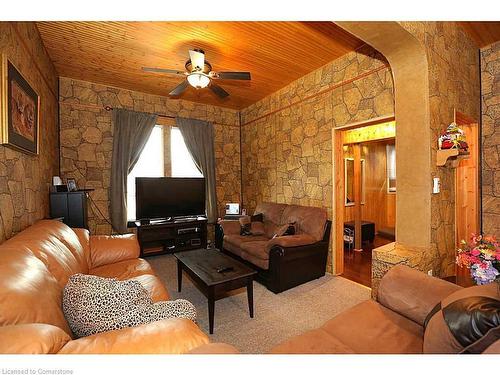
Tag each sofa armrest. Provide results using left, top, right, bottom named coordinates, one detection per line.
left=187, top=343, right=240, bottom=354
left=377, top=265, right=462, bottom=326
left=89, top=233, right=140, bottom=268
left=218, top=220, right=241, bottom=236
left=58, top=318, right=209, bottom=354
left=0, top=324, right=71, bottom=354
left=268, top=234, right=316, bottom=250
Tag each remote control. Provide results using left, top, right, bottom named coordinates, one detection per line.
left=216, top=266, right=234, bottom=273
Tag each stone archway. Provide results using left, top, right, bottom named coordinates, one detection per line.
left=334, top=22, right=434, bottom=293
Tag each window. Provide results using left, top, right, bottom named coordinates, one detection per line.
left=170, top=127, right=203, bottom=178
left=386, top=143, right=396, bottom=193
left=126, top=126, right=164, bottom=221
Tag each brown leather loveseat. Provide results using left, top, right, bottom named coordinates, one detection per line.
left=216, top=202, right=331, bottom=293
left=0, top=219, right=212, bottom=354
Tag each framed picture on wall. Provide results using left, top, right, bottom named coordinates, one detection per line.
left=0, top=53, right=40, bottom=155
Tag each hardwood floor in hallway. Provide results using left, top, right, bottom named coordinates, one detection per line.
left=341, top=235, right=393, bottom=287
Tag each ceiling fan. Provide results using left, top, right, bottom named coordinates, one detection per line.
left=142, top=49, right=251, bottom=99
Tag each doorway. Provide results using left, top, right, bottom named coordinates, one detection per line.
left=334, top=119, right=396, bottom=287
left=454, top=111, right=480, bottom=287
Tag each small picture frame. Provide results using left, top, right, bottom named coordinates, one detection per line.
left=66, top=178, right=78, bottom=192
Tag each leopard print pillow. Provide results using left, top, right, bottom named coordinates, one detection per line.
left=63, top=274, right=196, bottom=337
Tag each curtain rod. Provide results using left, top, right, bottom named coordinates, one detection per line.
left=59, top=101, right=239, bottom=127
left=104, top=105, right=176, bottom=120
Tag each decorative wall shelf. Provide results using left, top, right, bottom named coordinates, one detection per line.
left=436, top=148, right=470, bottom=167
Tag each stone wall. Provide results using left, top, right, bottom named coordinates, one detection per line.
left=59, top=77, right=241, bottom=235
left=0, top=22, right=59, bottom=243
left=240, top=45, right=395, bottom=269
left=481, top=41, right=500, bottom=238
left=398, top=22, right=481, bottom=277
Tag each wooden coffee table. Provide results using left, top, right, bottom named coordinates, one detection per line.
left=174, top=249, right=257, bottom=334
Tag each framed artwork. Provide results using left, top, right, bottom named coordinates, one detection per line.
left=1, top=53, right=40, bottom=154
left=66, top=178, right=78, bottom=192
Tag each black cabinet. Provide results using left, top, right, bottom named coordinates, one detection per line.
left=49, top=191, right=89, bottom=229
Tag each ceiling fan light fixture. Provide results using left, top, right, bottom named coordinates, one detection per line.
left=187, top=72, right=210, bottom=89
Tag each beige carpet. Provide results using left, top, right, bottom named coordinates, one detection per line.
left=148, top=254, right=370, bottom=353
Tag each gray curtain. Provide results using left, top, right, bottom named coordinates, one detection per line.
left=176, top=117, right=218, bottom=224
left=110, top=109, right=158, bottom=233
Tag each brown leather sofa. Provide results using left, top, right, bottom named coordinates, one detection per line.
left=216, top=202, right=331, bottom=293
left=271, top=265, right=500, bottom=354
left=0, top=219, right=211, bottom=354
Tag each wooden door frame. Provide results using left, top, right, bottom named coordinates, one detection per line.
left=454, top=110, right=480, bottom=243
left=332, top=115, right=395, bottom=275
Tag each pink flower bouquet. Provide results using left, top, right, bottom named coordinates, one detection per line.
left=456, top=234, right=500, bottom=285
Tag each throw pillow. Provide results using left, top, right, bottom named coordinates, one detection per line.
left=239, top=213, right=264, bottom=236
left=423, top=282, right=500, bottom=353
left=63, top=274, right=196, bottom=338
left=272, top=222, right=296, bottom=239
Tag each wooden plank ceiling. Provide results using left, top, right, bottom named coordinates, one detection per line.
left=36, top=22, right=364, bottom=110
left=459, top=22, right=500, bottom=48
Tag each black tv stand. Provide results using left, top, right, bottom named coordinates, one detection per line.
left=134, top=216, right=207, bottom=257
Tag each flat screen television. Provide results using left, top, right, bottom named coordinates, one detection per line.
left=135, top=177, right=206, bottom=220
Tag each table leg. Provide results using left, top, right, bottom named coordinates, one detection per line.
left=208, top=288, right=215, bottom=334
left=247, top=279, right=254, bottom=318
left=177, top=260, right=182, bottom=293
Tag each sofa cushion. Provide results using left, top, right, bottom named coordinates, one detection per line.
left=254, top=202, right=287, bottom=225
left=240, top=251, right=269, bottom=270
left=223, top=234, right=268, bottom=257
left=271, top=223, right=295, bottom=238
left=8, top=220, right=89, bottom=287
left=264, top=222, right=279, bottom=239
left=0, top=247, right=72, bottom=336
left=58, top=318, right=209, bottom=354
left=240, top=241, right=269, bottom=260
left=130, top=274, right=170, bottom=302
left=90, top=258, right=155, bottom=280
left=239, top=216, right=265, bottom=236
left=282, top=205, right=327, bottom=242
left=423, top=282, right=500, bottom=354
left=267, top=234, right=316, bottom=249
left=90, top=234, right=140, bottom=268
left=218, top=220, right=241, bottom=236
left=378, top=265, right=461, bottom=326
left=271, top=328, right=355, bottom=354
left=62, top=274, right=196, bottom=338
left=0, top=323, right=72, bottom=354
left=321, top=300, right=423, bottom=353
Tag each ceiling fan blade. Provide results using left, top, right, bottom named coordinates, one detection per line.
left=142, top=67, right=185, bottom=75
left=213, top=71, right=251, bottom=80
left=169, top=80, right=189, bottom=96
left=209, top=83, right=229, bottom=99
left=188, top=49, right=205, bottom=71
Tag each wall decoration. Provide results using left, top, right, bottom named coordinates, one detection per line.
left=0, top=53, right=40, bottom=154
left=438, top=122, right=468, bottom=151
left=66, top=178, right=78, bottom=192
